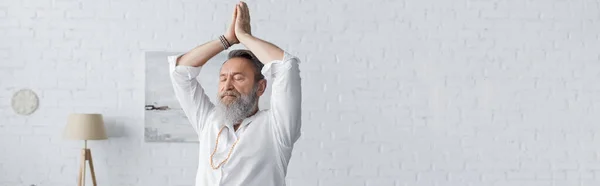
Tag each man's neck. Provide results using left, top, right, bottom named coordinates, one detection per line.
left=233, top=124, right=241, bottom=131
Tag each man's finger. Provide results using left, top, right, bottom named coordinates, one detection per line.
left=240, top=2, right=246, bottom=15
left=236, top=5, right=242, bottom=21
left=239, top=3, right=245, bottom=20
left=238, top=2, right=245, bottom=19
left=242, top=2, right=250, bottom=20
left=231, top=5, right=237, bottom=23
left=243, top=2, right=250, bottom=22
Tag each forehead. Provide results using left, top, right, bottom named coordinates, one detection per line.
left=220, top=58, right=254, bottom=75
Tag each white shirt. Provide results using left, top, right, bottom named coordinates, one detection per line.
left=168, top=51, right=302, bottom=186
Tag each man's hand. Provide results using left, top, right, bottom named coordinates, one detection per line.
left=235, top=1, right=252, bottom=38
left=176, top=2, right=251, bottom=67
left=233, top=1, right=283, bottom=64
left=224, top=4, right=239, bottom=45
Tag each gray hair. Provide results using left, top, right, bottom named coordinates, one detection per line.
left=225, top=49, right=265, bottom=82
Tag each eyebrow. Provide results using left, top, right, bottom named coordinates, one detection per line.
left=220, top=72, right=245, bottom=77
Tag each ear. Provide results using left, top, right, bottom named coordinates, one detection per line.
left=256, top=79, right=267, bottom=96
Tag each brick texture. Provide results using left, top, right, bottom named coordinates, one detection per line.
left=1, top=0, right=600, bottom=185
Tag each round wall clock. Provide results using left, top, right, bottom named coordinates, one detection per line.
left=11, top=89, right=39, bottom=115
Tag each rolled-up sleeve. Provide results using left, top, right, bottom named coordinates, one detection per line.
left=262, top=51, right=302, bottom=147
left=168, top=54, right=215, bottom=135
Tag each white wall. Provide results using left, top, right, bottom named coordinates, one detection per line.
left=1, top=0, right=600, bottom=185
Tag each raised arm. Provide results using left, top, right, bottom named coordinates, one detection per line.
left=176, top=40, right=228, bottom=67
left=237, top=34, right=283, bottom=65
left=235, top=2, right=302, bottom=146
left=178, top=5, right=240, bottom=67
left=168, top=5, right=240, bottom=134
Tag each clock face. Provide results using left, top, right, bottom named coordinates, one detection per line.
left=11, top=89, right=39, bottom=115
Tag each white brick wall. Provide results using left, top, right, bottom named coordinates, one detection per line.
left=1, top=0, right=599, bottom=185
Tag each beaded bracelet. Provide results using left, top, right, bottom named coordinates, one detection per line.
left=219, top=35, right=231, bottom=50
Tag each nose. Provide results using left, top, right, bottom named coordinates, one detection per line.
left=223, top=77, right=234, bottom=91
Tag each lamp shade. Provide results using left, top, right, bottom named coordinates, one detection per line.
left=64, top=113, right=107, bottom=140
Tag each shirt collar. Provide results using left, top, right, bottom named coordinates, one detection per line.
left=242, top=110, right=264, bottom=126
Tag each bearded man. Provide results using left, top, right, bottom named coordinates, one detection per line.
left=167, top=1, right=302, bottom=186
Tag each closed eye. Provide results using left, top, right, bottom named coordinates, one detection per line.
left=219, top=73, right=245, bottom=82
left=234, top=74, right=245, bottom=81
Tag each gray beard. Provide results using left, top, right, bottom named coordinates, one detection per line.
left=215, top=86, right=258, bottom=126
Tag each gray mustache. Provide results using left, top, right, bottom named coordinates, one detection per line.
left=220, top=91, right=240, bottom=98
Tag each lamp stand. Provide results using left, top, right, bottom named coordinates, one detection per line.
left=78, top=140, right=97, bottom=186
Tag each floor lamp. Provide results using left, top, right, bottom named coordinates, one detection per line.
left=64, top=113, right=107, bottom=186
